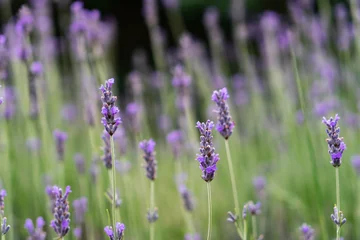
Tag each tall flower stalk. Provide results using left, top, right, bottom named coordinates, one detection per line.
left=139, top=139, right=158, bottom=240
left=196, top=120, right=219, bottom=240
left=322, top=114, right=346, bottom=240
left=211, top=88, right=242, bottom=238
left=100, top=78, right=122, bottom=233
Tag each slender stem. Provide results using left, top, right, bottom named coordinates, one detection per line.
left=336, top=167, right=340, bottom=240
left=224, top=140, right=243, bottom=237
left=110, top=136, right=117, bottom=229
left=206, top=182, right=212, bottom=240
left=243, top=218, right=247, bottom=240
left=252, top=216, right=257, bottom=240
left=150, top=181, right=155, bottom=240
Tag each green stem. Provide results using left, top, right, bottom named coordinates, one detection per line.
left=150, top=181, right=155, bottom=240
left=206, top=182, right=212, bottom=240
left=224, top=140, right=243, bottom=237
left=243, top=218, right=247, bottom=240
left=336, top=167, right=340, bottom=240
left=110, top=136, right=117, bottom=229
left=252, top=216, right=257, bottom=240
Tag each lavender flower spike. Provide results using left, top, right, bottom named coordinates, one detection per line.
left=53, top=129, right=68, bottom=161
left=100, top=78, right=122, bottom=136
left=24, top=217, right=46, bottom=240
left=104, top=222, right=125, bottom=240
left=322, top=114, right=346, bottom=167
left=212, top=88, right=235, bottom=140
left=73, top=197, right=88, bottom=225
left=1, top=217, right=10, bottom=235
left=139, top=139, right=157, bottom=180
left=299, top=223, right=314, bottom=240
left=331, top=205, right=346, bottom=227
left=101, top=131, right=112, bottom=169
left=0, top=189, right=6, bottom=211
left=50, top=186, right=71, bottom=238
left=196, top=120, right=220, bottom=182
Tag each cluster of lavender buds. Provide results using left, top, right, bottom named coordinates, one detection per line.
left=212, top=88, right=235, bottom=140
left=102, top=131, right=112, bottom=169
left=100, top=78, right=121, bottom=136
left=299, top=223, right=314, bottom=240
left=227, top=211, right=238, bottom=223
left=72, top=197, right=87, bottom=239
left=24, top=217, right=46, bottom=240
left=243, top=201, right=262, bottom=217
left=0, top=189, right=10, bottom=236
left=50, top=186, right=71, bottom=238
left=167, top=130, right=183, bottom=159
left=46, top=185, right=58, bottom=213
left=147, top=208, right=159, bottom=223
left=104, top=222, right=125, bottom=240
left=184, top=233, right=201, bottom=240
left=172, top=65, right=192, bottom=112
left=322, top=114, right=346, bottom=167
left=0, top=35, right=8, bottom=80
left=196, top=120, right=220, bottom=182
left=331, top=205, right=346, bottom=227
left=15, top=5, right=34, bottom=63
left=53, top=129, right=68, bottom=161
left=176, top=174, right=195, bottom=212
left=74, top=153, right=85, bottom=174
left=106, top=189, right=122, bottom=208
left=139, top=139, right=157, bottom=181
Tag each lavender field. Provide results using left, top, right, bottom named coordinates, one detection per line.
left=0, top=0, right=359, bottom=239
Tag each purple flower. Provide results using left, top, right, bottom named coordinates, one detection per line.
left=3, top=87, right=16, bottom=120
left=143, top=0, right=158, bottom=27
left=74, top=153, right=85, bottom=174
left=245, top=201, right=261, bottom=216
left=100, top=78, right=122, bottom=136
left=26, top=137, right=41, bottom=153
left=50, top=186, right=71, bottom=238
left=172, top=65, right=192, bottom=111
left=104, top=222, right=125, bottom=240
left=139, top=139, right=157, bottom=181
left=24, top=217, right=46, bottom=240
left=0, top=35, right=9, bottom=80
left=73, top=197, right=88, bottom=224
left=125, top=102, right=140, bottom=133
left=73, top=227, right=82, bottom=239
left=331, top=205, right=346, bottom=227
left=30, top=62, right=43, bottom=76
left=322, top=114, right=346, bottom=167
left=176, top=173, right=195, bottom=212
left=61, top=104, right=78, bottom=122
left=196, top=120, right=220, bottom=182
left=203, top=7, right=219, bottom=30
left=101, top=131, right=112, bottom=169
left=253, top=176, right=266, bottom=195
left=184, top=233, right=201, bottom=240
left=0, top=189, right=6, bottom=210
left=113, top=126, right=128, bottom=156
left=167, top=130, right=183, bottom=159
left=212, top=88, right=235, bottom=140
left=299, top=223, right=314, bottom=240
left=351, top=155, right=360, bottom=176
left=53, top=129, right=68, bottom=161
left=1, top=217, right=10, bottom=235
left=16, top=5, right=34, bottom=35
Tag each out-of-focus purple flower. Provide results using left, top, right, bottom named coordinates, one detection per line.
left=299, top=223, right=314, bottom=240
left=53, top=129, right=68, bottom=161
left=24, top=217, right=46, bottom=240
left=0, top=35, right=8, bottom=80
left=232, top=74, right=249, bottom=106
left=1, top=217, right=10, bottom=235
left=50, top=186, right=71, bottom=238
left=30, top=62, right=43, bottom=76
left=227, top=211, right=238, bottom=223
left=101, top=131, right=112, bottom=169
left=322, top=114, right=346, bottom=167
left=90, top=158, right=99, bottom=183
left=139, top=139, right=157, bottom=180
left=196, top=120, right=219, bottom=182
left=0, top=189, right=6, bottom=211
left=245, top=201, right=261, bottom=216
left=335, top=4, right=353, bottom=51
left=203, top=7, right=219, bottom=30
left=260, top=11, right=279, bottom=32
left=115, top=160, right=132, bottom=174
left=100, top=78, right=122, bottom=136
left=167, top=130, right=183, bottom=159
left=253, top=176, right=266, bottom=196
left=2, top=86, right=16, bottom=120
left=104, top=222, right=125, bottom=240
left=151, top=71, right=165, bottom=89
left=296, top=111, right=304, bottom=125
left=172, top=65, right=192, bottom=111
left=73, top=227, right=82, bottom=239
left=16, top=5, right=34, bottom=35
left=143, top=0, right=158, bottom=27
left=177, top=182, right=194, bottom=212
left=125, top=102, right=140, bottom=133
left=74, top=153, right=85, bottom=174
left=61, top=104, right=78, bottom=122
left=161, top=0, right=178, bottom=10
left=184, top=233, right=201, bottom=240
left=351, top=155, right=360, bottom=176
left=73, top=197, right=88, bottom=224
left=26, top=137, right=41, bottom=153
left=212, top=88, right=235, bottom=140
left=309, top=17, right=327, bottom=47
left=158, top=114, right=171, bottom=133
left=113, top=126, right=127, bottom=156
left=127, top=71, right=143, bottom=98
left=331, top=205, right=346, bottom=227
